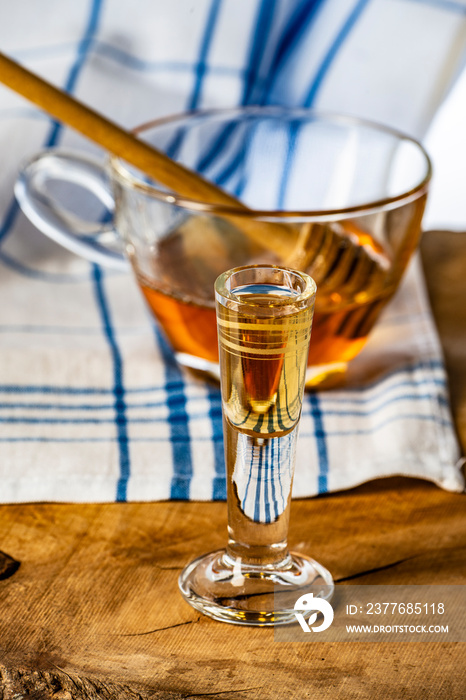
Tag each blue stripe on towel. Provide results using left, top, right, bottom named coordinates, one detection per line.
left=0, top=0, right=104, bottom=266
left=253, top=442, right=264, bottom=522
left=167, top=0, right=227, bottom=500
left=269, top=439, right=279, bottom=521
left=202, top=0, right=326, bottom=196
left=188, top=0, right=223, bottom=109
left=0, top=199, right=21, bottom=246
left=0, top=405, right=454, bottom=441
left=0, top=409, right=452, bottom=429
left=303, top=391, right=450, bottom=419
left=154, top=327, right=193, bottom=500
left=165, top=0, right=226, bottom=502
left=308, top=392, right=329, bottom=493
left=188, top=0, right=277, bottom=180
left=303, top=0, right=370, bottom=107
left=0, top=360, right=446, bottom=396
left=259, top=0, right=325, bottom=104
left=274, top=439, right=285, bottom=513
left=92, top=265, right=130, bottom=502
left=241, top=0, right=278, bottom=104
left=46, top=0, right=103, bottom=145
left=241, top=442, right=254, bottom=513
left=319, top=379, right=447, bottom=406
left=164, top=0, right=223, bottom=160
left=275, top=0, right=369, bottom=206
left=93, top=41, right=243, bottom=76
left=300, top=411, right=454, bottom=438
left=277, top=122, right=299, bottom=209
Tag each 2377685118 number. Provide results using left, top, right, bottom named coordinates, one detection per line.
left=361, top=603, right=445, bottom=615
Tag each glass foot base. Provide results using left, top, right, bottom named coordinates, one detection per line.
left=178, top=549, right=334, bottom=626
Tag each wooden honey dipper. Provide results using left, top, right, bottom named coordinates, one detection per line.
left=0, top=52, right=296, bottom=260
left=0, top=51, right=391, bottom=296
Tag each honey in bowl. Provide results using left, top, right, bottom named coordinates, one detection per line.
left=109, top=109, right=431, bottom=389
left=132, top=190, right=426, bottom=388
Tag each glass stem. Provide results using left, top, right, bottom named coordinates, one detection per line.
left=223, top=419, right=298, bottom=567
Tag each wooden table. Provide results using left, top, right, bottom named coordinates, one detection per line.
left=1, top=230, right=465, bottom=700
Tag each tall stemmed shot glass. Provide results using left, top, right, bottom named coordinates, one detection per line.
left=179, top=265, right=333, bottom=625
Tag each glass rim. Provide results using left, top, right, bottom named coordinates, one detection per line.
left=215, top=264, right=317, bottom=308
left=109, top=106, right=432, bottom=221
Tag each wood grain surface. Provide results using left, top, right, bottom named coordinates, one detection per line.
left=0, top=230, right=465, bottom=700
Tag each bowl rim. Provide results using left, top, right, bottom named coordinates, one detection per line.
left=109, top=106, right=432, bottom=221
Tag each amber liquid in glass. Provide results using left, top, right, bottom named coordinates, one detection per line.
left=217, top=284, right=312, bottom=436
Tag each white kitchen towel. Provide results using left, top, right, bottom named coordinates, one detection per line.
left=0, top=0, right=464, bottom=503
